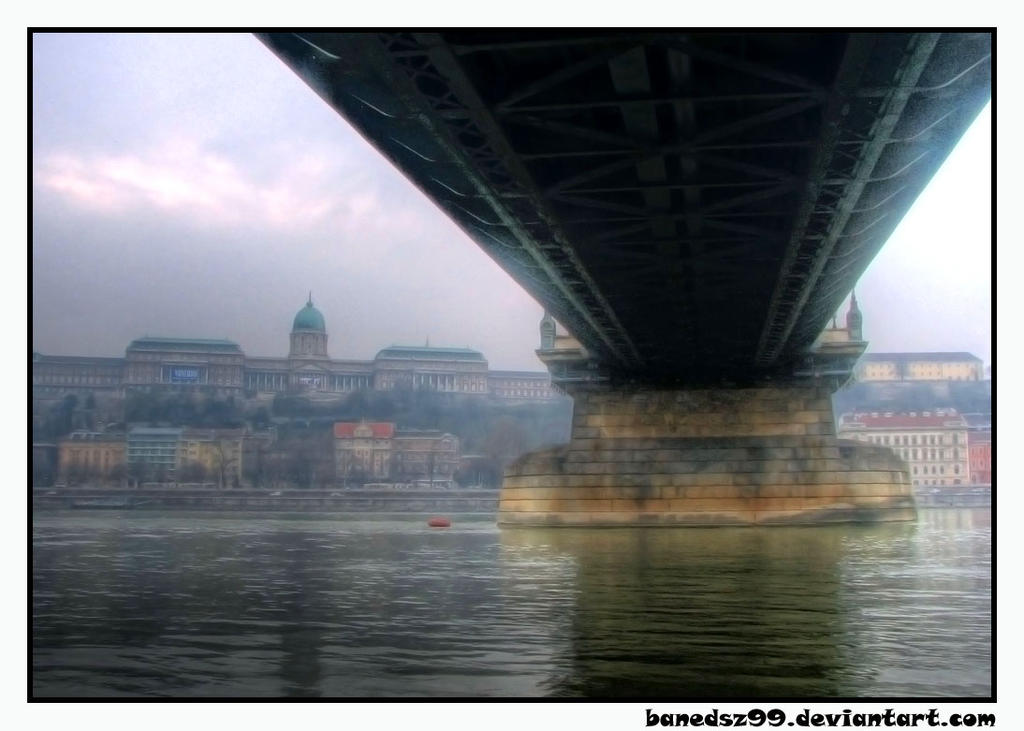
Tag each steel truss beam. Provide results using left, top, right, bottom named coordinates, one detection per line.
left=409, top=33, right=644, bottom=368
left=755, top=33, right=943, bottom=366
left=260, top=31, right=992, bottom=383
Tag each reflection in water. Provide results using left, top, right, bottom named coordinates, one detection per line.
left=502, top=512, right=989, bottom=697
left=502, top=525, right=859, bottom=697
left=33, top=510, right=989, bottom=698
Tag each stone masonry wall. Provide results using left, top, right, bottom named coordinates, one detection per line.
left=498, top=385, right=914, bottom=526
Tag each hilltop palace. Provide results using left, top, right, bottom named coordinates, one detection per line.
left=33, top=296, right=560, bottom=403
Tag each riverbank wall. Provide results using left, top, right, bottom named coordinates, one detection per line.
left=32, top=487, right=500, bottom=513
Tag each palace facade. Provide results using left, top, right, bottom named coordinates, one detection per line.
left=854, top=352, right=984, bottom=382
left=33, top=296, right=559, bottom=402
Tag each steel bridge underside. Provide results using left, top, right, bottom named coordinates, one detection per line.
left=259, top=32, right=990, bottom=384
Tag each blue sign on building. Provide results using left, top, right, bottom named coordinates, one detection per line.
left=170, top=367, right=200, bottom=383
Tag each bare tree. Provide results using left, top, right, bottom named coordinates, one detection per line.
left=179, top=460, right=208, bottom=484
left=212, top=441, right=228, bottom=489
left=483, top=418, right=528, bottom=465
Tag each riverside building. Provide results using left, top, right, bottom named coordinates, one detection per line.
left=54, top=427, right=259, bottom=486
left=126, top=427, right=183, bottom=481
left=333, top=422, right=459, bottom=486
left=57, top=431, right=126, bottom=483
left=965, top=412, right=992, bottom=486
left=837, top=409, right=970, bottom=487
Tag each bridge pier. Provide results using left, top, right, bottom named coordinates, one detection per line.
left=498, top=384, right=914, bottom=527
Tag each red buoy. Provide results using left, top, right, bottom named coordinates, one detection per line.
left=427, top=517, right=451, bottom=528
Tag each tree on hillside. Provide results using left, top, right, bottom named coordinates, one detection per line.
left=483, top=417, right=529, bottom=464
left=42, top=395, right=78, bottom=438
left=277, top=428, right=335, bottom=489
left=251, top=406, right=271, bottom=429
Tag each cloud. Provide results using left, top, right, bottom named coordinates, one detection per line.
left=35, top=136, right=369, bottom=232
left=30, top=33, right=552, bottom=371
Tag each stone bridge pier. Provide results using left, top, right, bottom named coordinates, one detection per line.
left=498, top=383, right=914, bottom=527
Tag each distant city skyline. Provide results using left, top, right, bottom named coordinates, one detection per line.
left=32, top=33, right=991, bottom=370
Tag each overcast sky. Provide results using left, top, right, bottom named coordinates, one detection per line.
left=31, top=33, right=992, bottom=370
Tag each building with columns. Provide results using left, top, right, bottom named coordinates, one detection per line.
left=32, top=355, right=124, bottom=396
left=124, top=337, right=246, bottom=390
left=33, top=296, right=561, bottom=403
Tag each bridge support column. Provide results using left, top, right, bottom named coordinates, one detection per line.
left=498, top=384, right=914, bottom=526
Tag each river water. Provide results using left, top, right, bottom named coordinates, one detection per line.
left=32, top=509, right=991, bottom=698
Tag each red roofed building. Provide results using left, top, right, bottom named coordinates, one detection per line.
left=333, top=422, right=395, bottom=439
left=838, top=409, right=969, bottom=488
left=334, top=422, right=397, bottom=480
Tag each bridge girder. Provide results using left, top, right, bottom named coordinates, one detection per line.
left=259, top=31, right=991, bottom=383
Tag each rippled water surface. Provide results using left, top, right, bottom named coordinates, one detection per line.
left=32, top=509, right=990, bottom=698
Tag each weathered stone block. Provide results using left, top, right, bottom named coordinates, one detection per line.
left=792, top=410, right=827, bottom=424
left=500, top=383, right=914, bottom=526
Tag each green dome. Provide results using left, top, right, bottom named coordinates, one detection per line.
left=292, top=296, right=326, bottom=332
